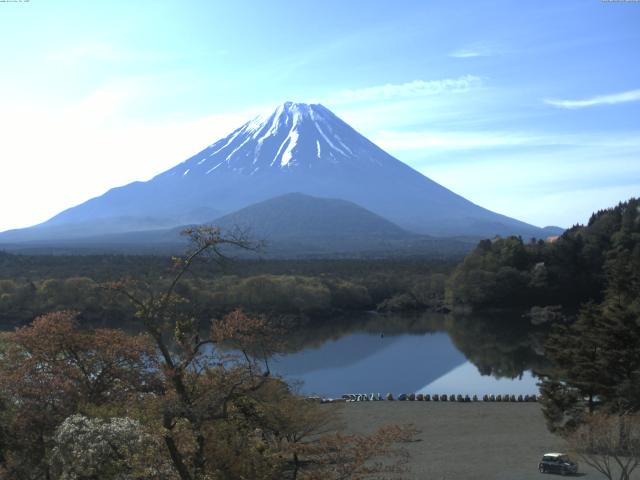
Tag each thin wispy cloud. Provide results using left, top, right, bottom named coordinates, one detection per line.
left=545, top=89, right=640, bottom=109
left=372, top=129, right=640, bottom=152
left=449, top=44, right=495, bottom=58
left=324, top=75, right=482, bottom=104
left=374, top=130, right=540, bottom=151
left=449, top=49, right=485, bottom=58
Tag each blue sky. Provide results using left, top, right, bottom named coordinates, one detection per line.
left=1, top=0, right=639, bottom=231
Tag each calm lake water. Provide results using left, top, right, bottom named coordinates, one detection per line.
left=270, top=330, right=539, bottom=398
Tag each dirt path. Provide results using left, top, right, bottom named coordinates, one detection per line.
left=333, top=402, right=611, bottom=480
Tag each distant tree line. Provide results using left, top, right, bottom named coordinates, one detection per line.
left=447, top=230, right=606, bottom=310
left=0, top=257, right=453, bottom=327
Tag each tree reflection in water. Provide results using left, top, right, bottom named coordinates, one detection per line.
left=265, top=311, right=549, bottom=396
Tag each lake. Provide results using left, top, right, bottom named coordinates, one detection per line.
left=0, top=310, right=545, bottom=399
left=268, top=312, right=544, bottom=398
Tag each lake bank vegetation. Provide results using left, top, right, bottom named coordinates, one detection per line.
left=0, top=254, right=454, bottom=327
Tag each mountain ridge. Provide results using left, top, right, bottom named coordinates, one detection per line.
left=0, top=193, right=476, bottom=258
left=211, top=192, right=412, bottom=240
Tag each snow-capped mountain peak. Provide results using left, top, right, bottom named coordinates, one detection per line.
left=166, top=102, right=386, bottom=178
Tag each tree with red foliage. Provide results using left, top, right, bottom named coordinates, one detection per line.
left=0, top=311, right=158, bottom=478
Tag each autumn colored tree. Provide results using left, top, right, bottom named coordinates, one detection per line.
left=0, top=311, right=158, bottom=479
left=107, top=227, right=273, bottom=479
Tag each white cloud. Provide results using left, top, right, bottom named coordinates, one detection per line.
left=449, top=49, right=486, bottom=58
left=371, top=129, right=640, bottom=152
left=371, top=126, right=640, bottom=153
left=545, top=89, right=640, bottom=109
left=373, top=130, right=542, bottom=151
left=449, top=43, right=497, bottom=58
left=449, top=50, right=482, bottom=58
left=324, top=75, right=482, bottom=104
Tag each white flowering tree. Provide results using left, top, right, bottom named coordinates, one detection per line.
left=50, top=414, right=170, bottom=480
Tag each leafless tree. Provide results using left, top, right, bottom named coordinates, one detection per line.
left=567, top=413, right=640, bottom=480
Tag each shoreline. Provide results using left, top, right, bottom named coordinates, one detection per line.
left=315, top=392, right=540, bottom=403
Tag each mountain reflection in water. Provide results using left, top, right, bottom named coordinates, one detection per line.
left=268, top=312, right=546, bottom=397
left=271, top=332, right=466, bottom=396
left=419, top=362, right=539, bottom=396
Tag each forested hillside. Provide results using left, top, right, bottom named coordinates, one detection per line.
left=446, top=198, right=640, bottom=311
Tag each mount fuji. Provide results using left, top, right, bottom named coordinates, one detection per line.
left=0, top=102, right=558, bottom=249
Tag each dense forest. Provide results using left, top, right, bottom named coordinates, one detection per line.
left=0, top=253, right=454, bottom=327
left=447, top=198, right=640, bottom=312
